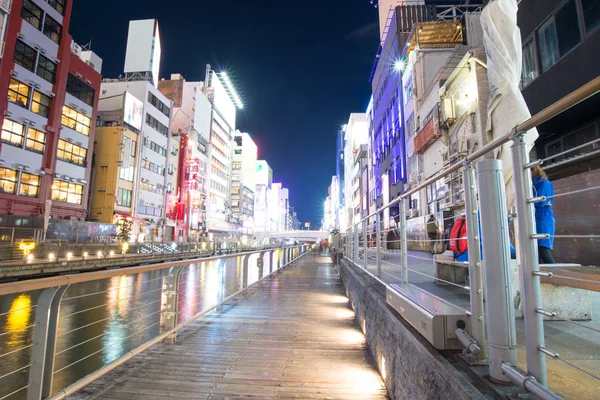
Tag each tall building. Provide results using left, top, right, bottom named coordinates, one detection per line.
left=202, top=66, right=242, bottom=240
left=158, top=74, right=211, bottom=241
left=231, top=131, right=257, bottom=239
left=253, top=160, right=272, bottom=235
left=0, top=0, right=102, bottom=230
left=343, top=113, right=369, bottom=227
left=92, top=19, right=173, bottom=242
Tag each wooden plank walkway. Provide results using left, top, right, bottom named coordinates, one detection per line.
left=69, top=254, right=388, bottom=400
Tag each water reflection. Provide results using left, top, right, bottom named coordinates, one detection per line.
left=0, top=254, right=263, bottom=399
left=5, top=294, right=32, bottom=346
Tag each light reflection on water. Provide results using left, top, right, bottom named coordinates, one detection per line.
left=0, top=254, right=261, bottom=400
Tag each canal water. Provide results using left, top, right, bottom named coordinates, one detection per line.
left=0, top=252, right=275, bottom=399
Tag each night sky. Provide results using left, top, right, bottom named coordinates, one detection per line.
left=70, top=0, right=379, bottom=225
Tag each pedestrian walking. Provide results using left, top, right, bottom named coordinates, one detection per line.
left=532, top=165, right=556, bottom=264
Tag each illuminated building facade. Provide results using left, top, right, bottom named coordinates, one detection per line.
left=343, top=113, right=369, bottom=226
left=0, top=0, right=102, bottom=229
left=202, top=66, right=242, bottom=239
left=231, top=131, right=257, bottom=238
left=253, top=160, right=272, bottom=235
left=158, top=74, right=211, bottom=241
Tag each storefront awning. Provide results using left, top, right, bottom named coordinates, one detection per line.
left=114, top=212, right=145, bottom=223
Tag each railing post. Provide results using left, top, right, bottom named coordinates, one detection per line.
left=376, top=213, right=382, bottom=278
left=363, top=220, right=368, bottom=269
left=242, top=254, right=250, bottom=287
left=511, top=134, right=547, bottom=385
left=463, top=163, right=487, bottom=362
left=161, top=266, right=183, bottom=343
left=353, top=224, right=358, bottom=263
left=476, top=159, right=517, bottom=383
left=400, top=198, right=408, bottom=285
left=27, top=285, right=69, bottom=400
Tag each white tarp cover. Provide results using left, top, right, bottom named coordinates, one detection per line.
left=481, top=0, right=538, bottom=208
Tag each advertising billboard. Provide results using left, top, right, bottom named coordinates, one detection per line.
left=123, top=92, right=143, bottom=130
left=212, top=71, right=236, bottom=130
left=255, top=160, right=272, bottom=187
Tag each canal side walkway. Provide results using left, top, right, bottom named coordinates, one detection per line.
left=69, top=253, right=388, bottom=399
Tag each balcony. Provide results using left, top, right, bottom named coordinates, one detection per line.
left=414, top=117, right=441, bottom=154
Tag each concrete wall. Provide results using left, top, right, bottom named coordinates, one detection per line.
left=338, top=258, right=488, bottom=400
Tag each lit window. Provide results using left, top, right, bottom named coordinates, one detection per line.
left=117, top=188, right=132, bottom=207
left=7, top=79, right=30, bottom=108
left=0, top=167, right=17, bottom=195
left=19, top=173, right=40, bottom=197
left=31, top=90, right=52, bottom=118
left=119, top=165, right=135, bottom=182
left=36, top=55, right=57, bottom=84
left=1, top=119, right=25, bottom=147
left=61, top=106, right=91, bottom=136
left=25, top=128, right=46, bottom=153
left=52, top=180, right=83, bottom=204
left=21, top=0, right=42, bottom=30
left=43, top=14, right=62, bottom=43
left=57, top=139, right=87, bottom=166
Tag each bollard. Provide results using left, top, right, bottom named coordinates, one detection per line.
left=476, top=159, right=517, bottom=382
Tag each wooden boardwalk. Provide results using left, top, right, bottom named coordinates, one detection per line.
left=70, top=254, right=388, bottom=400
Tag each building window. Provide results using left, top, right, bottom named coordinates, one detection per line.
left=52, top=180, right=83, bottom=204
left=1, top=119, right=25, bottom=147
left=25, top=128, right=46, bottom=153
left=7, top=79, right=31, bottom=108
left=167, top=164, right=174, bottom=175
left=48, top=0, right=66, bottom=15
left=21, top=0, right=42, bottom=30
left=141, top=159, right=165, bottom=175
left=537, top=18, right=559, bottom=72
left=232, top=161, right=242, bottom=169
left=582, top=0, right=600, bottom=33
left=61, top=106, right=91, bottom=135
left=555, top=0, right=581, bottom=56
left=13, top=41, right=36, bottom=72
left=19, top=173, right=40, bottom=197
left=521, top=38, right=538, bottom=88
left=0, top=168, right=17, bottom=194
left=119, top=165, right=135, bottom=182
left=145, top=113, right=168, bottom=135
left=66, top=74, right=95, bottom=106
left=57, top=139, right=87, bottom=166
left=43, top=14, right=62, bottom=43
left=148, top=92, right=170, bottom=117
left=117, top=188, right=132, bottom=207
left=146, top=140, right=166, bottom=156
left=31, top=90, right=52, bottom=118
left=36, top=55, right=57, bottom=83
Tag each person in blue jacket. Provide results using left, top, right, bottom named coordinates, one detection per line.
left=532, top=165, right=555, bottom=264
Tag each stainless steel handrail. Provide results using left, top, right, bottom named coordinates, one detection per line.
left=0, top=246, right=289, bottom=296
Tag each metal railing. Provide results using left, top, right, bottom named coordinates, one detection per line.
left=0, top=244, right=308, bottom=400
left=338, top=75, right=600, bottom=399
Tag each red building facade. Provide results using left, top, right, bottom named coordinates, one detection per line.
left=0, top=0, right=101, bottom=226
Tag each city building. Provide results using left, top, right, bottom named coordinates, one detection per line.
left=93, top=19, right=174, bottom=242
left=201, top=66, right=242, bottom=240
left=158, top=73, right=211, bottom=242
left=342, top=113, right=369, bottom=227
left=231, top=131, right=257, bottom=240
left=517, top=0, right=600, bottom=263
left=0, top=0, right=102, bottom=234
left=253, top=159, right=272, bottom=237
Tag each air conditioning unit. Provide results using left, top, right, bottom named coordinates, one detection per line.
left=71, top=41, right=83, bottom=57
left=439, top=98, right=455, bottom=128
